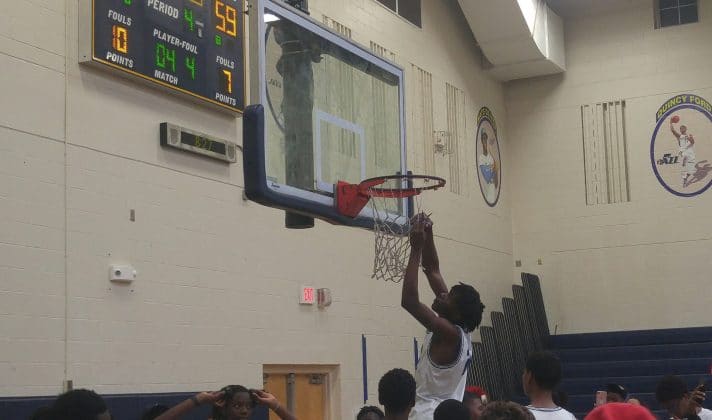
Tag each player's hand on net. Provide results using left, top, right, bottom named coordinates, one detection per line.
left=409, top=213, right=428, bottom=249
left=422, top=213, right=433, bottom=233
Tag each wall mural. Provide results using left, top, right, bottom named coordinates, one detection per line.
left=476, top=107, right=502, bottom=206
left=651, top=94, right=712, bottom=197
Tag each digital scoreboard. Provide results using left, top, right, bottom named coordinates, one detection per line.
left=80, top=0, right=245, bottom=113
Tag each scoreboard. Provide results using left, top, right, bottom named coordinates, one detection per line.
left=80, top=0, right=245, bottom=113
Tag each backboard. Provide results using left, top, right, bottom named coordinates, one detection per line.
left=243, top=0, right=408, bottom=229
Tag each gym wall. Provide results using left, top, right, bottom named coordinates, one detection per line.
left=507, top=0, right=712, bottom=333
left=0, top=0, right=510, bottom=417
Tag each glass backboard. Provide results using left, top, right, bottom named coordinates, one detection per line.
left=243, top=0, right=408, bottom=229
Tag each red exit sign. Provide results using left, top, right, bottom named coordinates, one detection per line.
left=300, top=286, right=315, bottom=305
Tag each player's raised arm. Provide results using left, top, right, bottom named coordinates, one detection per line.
left=422, top=216, right=449, bottom=297
left=402, top=215, right=459, bottom=339
left=154, top=391, right=224, bottom=420
left=671, top=119, right=681, bottom=138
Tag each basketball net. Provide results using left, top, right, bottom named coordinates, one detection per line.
left=368, top=191, right=423, bottom=282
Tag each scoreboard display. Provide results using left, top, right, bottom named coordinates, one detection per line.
left=80, top=0, right=245, bottom=113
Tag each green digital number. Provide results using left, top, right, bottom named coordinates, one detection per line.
left=124, top=0, right=132, bottom=5
left=156, top=42, right=176, bottom=72
left=185, top=56, right=196, bottom=80
left=184, top=8, right=195, bottom=31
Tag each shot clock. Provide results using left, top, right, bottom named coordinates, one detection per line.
left=80, top=0, right=245, bottom=113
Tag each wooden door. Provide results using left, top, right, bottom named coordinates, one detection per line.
left=264, top=372, right=326, bottom=420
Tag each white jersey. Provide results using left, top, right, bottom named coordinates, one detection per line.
left=678, top=134, right=693, bottom=152
left=478, top=153, right=497, bottom=203
left=478, top=153, right=495, bottom=183
left=698, top=407, right=712, bottom=420
left=526, top=406, right=577, bottom=420
left=409, top=326, right=473, bottom=420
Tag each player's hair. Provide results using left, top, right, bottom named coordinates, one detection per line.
left=378, top=368, right=416, bottom=414
left=434, top=399, right=470, bottom=420
left=655, top=375, right=687, bottom=403
left=480, top=401, right=530, bottom=420
left=357, top=405, right=385, bottom=420
left=51, top=389, right=108, bottom=420
left=450, top=283, right=485, bottom=332
left=212, top=385, right=252, bottom=420
left=525, top=351, right=562, bottom=391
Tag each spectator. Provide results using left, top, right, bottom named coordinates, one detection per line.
left=463, top=386, right=487, bottom=420
left=378, top=368, right=416, bottom=420
left=655, top=375, right=710, bottom=420
left=50, top=389, right=111, bottom=420
left=155, top=385, right=296, bottom=420
left=434, top=399, right=471, bottom=420
left=357, top=405, right=385, bottom=420
left=604, top=384, right=627, bottom=403
left=522, top=352, right=576, bottom=420
left=479, top=401, right=530, bottom=420
left=585, top=402, right=655, bottom=420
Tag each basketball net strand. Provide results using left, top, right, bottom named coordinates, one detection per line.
left=369, top=191, right=423, bottom=283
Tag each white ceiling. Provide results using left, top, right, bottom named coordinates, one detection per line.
left=545, top=0, right=644, bottom=18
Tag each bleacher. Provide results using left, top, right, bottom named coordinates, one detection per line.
left=468, top=273, right=712, bottom=419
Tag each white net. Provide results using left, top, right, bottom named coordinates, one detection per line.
left=369, top=192, right=423, bottom=282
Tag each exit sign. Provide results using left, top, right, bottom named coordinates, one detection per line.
left=300, top=286, right=315, bottom=305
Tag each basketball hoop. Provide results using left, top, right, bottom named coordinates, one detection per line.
left=336, top=174, right=446, bottom=282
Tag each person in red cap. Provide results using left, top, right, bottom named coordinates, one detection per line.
left=463, top=386, right=487, bottom=420
left=585, top=402, right=656, bottom=420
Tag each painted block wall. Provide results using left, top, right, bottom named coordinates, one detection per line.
left=507, top=0, right=712, bottom=333
left=0, top=0, right=511, bottom=417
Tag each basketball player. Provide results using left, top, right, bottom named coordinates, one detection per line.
left=478, top=130, right=498, bottom=203
left=670, top=118, right=696, bottom=187
left=402, top=214, right=485, bottom=420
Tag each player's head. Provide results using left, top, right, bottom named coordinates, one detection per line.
left=605, top=384, right=627, bottom=403
left=435, top=399, right=471, bottom=420
left=432, top=283, right=485, bottom=332
left=213, top=385, right=253, bottom=420
left=655, top=375, right=690, bottom=416
left=378, top=368, right=416, bottom=416
left=480, top=401, right=530, bottom=420
left=357, top=406, right=385, bottom=420
left=680, top=125, right=687, bottom=134
left=51, top=389, right=110, bottom=420
left=463, top=386, right=486, bottom=420
left=522, top=351, right=562, bottom=395
left=480, top=130, right=489, bottom=151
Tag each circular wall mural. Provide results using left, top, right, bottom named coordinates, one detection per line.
left=651, top=94, right=712, bottom=197
left=476, top=107, right=502, bottom=207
